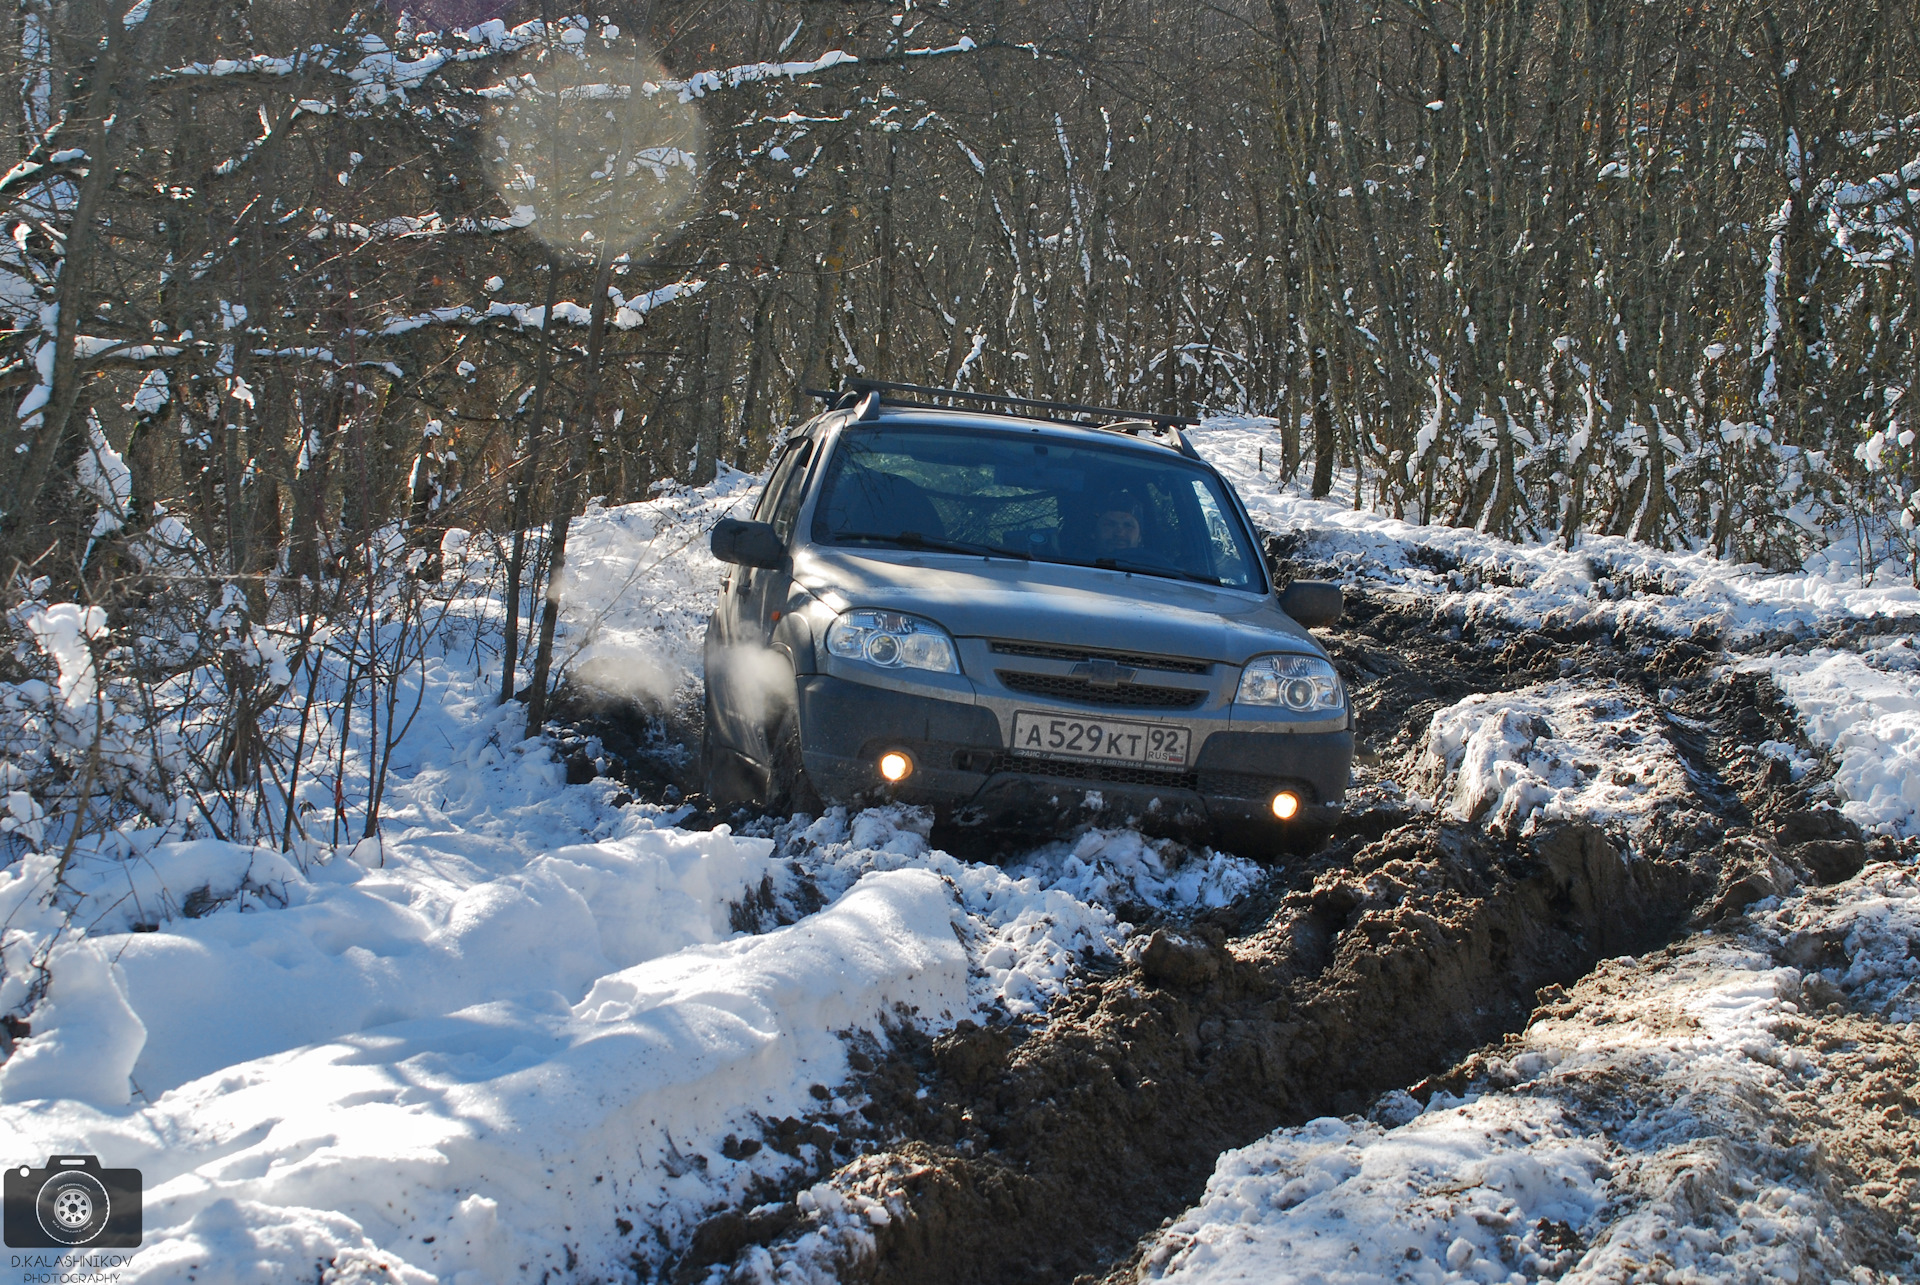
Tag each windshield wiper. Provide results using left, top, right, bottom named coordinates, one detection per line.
left=1087, top=557, right=1224, bottom=587
left=835, top=530, right=1032, bottom=561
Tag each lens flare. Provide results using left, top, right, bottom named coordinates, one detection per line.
left=486, top=27, right=704, bottom=260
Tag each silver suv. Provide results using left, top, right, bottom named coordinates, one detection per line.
left=701, top=382, right=1352, bottom=852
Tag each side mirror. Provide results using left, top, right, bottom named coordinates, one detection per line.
left=711, top=518, right=786, bottom=569
left=1279, top=579, right=1343, bottom=629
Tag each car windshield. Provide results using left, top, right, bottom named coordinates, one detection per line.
left=811, top=424, right=1266, bottom=590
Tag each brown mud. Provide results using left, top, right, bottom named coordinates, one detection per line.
left=540, top=681, right=703, bottom=802
left=661, top=584, right=1877, bottom=1285
left=1773, top=968, right=1920, bottom=1234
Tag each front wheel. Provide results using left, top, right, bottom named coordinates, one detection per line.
left=701, top=686, right=754, bottom=811
left=767, top=715, right=823, bottom=817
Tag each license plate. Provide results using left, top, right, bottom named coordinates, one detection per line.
left=1011, top=710, right=1192, bottom=767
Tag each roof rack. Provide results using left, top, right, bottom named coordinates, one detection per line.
left=803, top=378, right=1202, bottom=457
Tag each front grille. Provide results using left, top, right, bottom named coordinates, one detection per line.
left=989, top=641, right=1212, bottom=675
left=997, top=671, right=1207, bottom=709
left=992, top=754, right=1200, bottom=791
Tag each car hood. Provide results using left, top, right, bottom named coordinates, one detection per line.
left=792, top=546, right=1321, bottom=664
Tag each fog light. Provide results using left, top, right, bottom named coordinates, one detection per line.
left=1271, top=790, right=1301, bottom=821
left=878, top=751, right=914, bottom=783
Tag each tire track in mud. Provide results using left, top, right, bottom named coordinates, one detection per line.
left=713, top=821, right=1708, bottom=1285
left=666, top=587, right=1879, bottom=1285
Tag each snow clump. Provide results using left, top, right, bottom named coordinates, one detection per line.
left=1412, top=682, right=1693, bottom=840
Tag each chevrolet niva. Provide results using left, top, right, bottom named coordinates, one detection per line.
left=701, top=381, right=1352, bottom=854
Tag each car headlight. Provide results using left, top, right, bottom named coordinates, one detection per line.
left=825, top=609, right=959, bottom=674
left=1236, top=653, right=1344, bottom=712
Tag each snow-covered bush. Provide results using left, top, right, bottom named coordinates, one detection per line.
left=1852, top=422, right=1919, bottom=583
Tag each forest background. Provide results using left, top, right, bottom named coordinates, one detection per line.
left=1, top=0, right=1917, bottom=863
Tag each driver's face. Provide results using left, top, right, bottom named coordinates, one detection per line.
left=1095, top=509, right=1141, bottom=552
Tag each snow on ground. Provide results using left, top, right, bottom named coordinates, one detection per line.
left=1, top=812, right=780, bottom=1100
left=2, top=418, right=1918, bottom=1282
left=1757, top=637, right=1920, bottom=837
left=0, top=470, right=1268, bottom=1282
left=1132, top=886, right=1918, bottom=1283
left=9, top=868, right=963, bottom=1284
left=1197, top=419, right=1920, bottom=649
left=765, top=807, right=1264, bottom=1019
left=1199, top=420, right=1920, bottom=842
left=2, top=785, right=1263, bottom=1281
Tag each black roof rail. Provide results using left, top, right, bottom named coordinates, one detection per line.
left=802, top=378, right=1203, bottom=457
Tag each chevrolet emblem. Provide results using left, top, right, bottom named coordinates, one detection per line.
left=1071, top=658, right=1136, bottom=687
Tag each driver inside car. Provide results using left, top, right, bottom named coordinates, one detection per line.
left=1088, top=491, right=1145, bottom=557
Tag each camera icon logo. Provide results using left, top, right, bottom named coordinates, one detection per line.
left=3, top=1156, right=143, bottom=1249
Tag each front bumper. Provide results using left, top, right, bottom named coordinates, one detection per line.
left=795, top=674, right=1352, bottom=836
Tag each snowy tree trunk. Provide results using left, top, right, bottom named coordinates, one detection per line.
left=1310, top=345, right=1335, bottom=500
left=500, top=258, right=563, bottom=706
left=524, top=248, right=616, bottom=738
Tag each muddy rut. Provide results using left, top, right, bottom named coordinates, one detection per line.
left=558, top=577, right=1865, bottom=1285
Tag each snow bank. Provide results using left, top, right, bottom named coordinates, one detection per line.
left=1411, top=683, right=1693, bottom=841
left=3, top=869, right=966, bottom=1284
left=1760, top=637, right=1920, bottom=836
left=0, top=938, right=146, bottom=1107
left=1761, top=862, right=1920, bottom=1025
left=1139, top=1104, right=1607, bottom=1282
left=1195, top=419, right=1920, bottom=646
left=62, top=836, right=307, bottom=930
left=1006, top=826, right=1265, bottom=914
left=0, top=817, right=779, bottom=1101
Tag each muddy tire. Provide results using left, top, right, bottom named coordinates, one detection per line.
left=767, top=715, right=823, bottom=817
left=701, top=689, right=754, bottom=811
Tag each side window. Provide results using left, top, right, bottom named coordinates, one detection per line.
left=1190, top=479, right=1257, bottom=588
left=753, top=441, right=807, bottom=523
left=769, top=441, right=816, bottom=541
